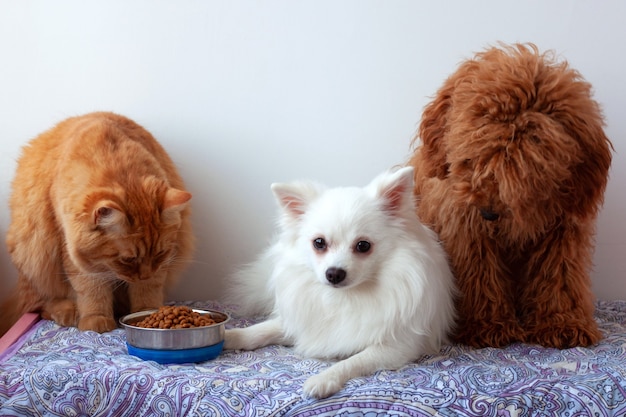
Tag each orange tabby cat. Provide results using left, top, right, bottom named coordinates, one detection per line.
left=0, top=112, right=194, bottom=336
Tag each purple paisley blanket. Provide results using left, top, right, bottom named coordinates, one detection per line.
left=1, top=300, right=626, bottom=416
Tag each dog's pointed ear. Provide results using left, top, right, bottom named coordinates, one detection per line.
left=372, top=167, right=416, bottom=214
left=271, top=181, right=322, bottom=219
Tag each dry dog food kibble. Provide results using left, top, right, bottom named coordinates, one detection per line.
left=133, top=306, right=218, bottom=329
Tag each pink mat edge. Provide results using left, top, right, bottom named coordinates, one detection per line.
left=0, top=313, right=41, bottom=354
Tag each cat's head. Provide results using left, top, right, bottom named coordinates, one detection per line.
left=65, top=176, right=191, bottom=282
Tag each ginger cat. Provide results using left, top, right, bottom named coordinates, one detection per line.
left=0, top=112, right=194, bottom=336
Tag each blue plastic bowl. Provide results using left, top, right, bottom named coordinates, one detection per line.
left=126, top=341, right=224, bottom=364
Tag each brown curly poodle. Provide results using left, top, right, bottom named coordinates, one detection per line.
left=408, top=43, right=613, bottom=349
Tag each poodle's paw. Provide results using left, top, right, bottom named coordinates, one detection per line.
left=78, top=314, right=116, bottom=333
left=526, top=320, right=602, bottom=348
left=454, top=319, right=526, bottom=348
left=303, top=370, right=344, bottom=399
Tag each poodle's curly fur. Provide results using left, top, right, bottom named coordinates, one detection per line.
left=408, top=43, right=613, bottom=349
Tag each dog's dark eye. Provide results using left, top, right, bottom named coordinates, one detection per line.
left=354, top=241, right=371, bottom=253
left=313, top=238, right=327, bottom=251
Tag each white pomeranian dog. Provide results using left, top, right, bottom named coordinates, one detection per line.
left=224, top=167, right=456, bottom=398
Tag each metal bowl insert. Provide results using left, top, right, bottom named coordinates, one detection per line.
left=120, top=308, right=229, bottom=350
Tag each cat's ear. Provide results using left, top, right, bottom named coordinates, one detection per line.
left=162, top=188, right=191, bottom=223
left=370, top=166, right=415, bottom=215
left=163, top=188, right=192, bottom=209
left=271, top=181, right=322, bottom=219
left=93, top=201, right=126, bottom=232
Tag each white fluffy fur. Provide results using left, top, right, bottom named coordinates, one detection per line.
left=224, top=167, right=456, bottom=398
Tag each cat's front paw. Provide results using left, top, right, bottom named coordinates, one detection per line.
left=78, top=315, right=116, bottom=333
left=303, top=370, right=344, bottom=399
left=45, top=300, right=78, bottom=327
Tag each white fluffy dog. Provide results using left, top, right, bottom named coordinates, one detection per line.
left=224, top=167, right=456, bottom=398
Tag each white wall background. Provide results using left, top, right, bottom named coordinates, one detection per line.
left=0, top=1, right=624, bottom=302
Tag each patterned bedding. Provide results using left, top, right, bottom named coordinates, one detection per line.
left=2, top=300, right=626, bottom=417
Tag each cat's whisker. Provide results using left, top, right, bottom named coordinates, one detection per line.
left=180, top=259, right=213, bottom=267
left=110, top=279, right=128, bottom=293
left=160, top=255, right=197, bottom=269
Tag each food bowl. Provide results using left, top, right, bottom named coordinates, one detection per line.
left=120, top=307, right=230, bottom=364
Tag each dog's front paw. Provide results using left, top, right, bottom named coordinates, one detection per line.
left=224, top=328, right=246, bottom=350
left=224, top=320, right=288, bottom=351
left=454, top=319, right=526, bottom=348
left=303, top=370, right=344, bottom=399
left=526, top=320, right=602, bottom=348
left=223, top=328, right=263, bottom=350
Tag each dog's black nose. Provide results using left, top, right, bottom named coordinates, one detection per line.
left=326, top=267, right=347, bottom=285
left=479, top=208, right=500, bottom=221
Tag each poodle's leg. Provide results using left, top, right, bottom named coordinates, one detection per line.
left=520, top=224, right=601, bottom=348
left=450, top=239, right=525, bottom=348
